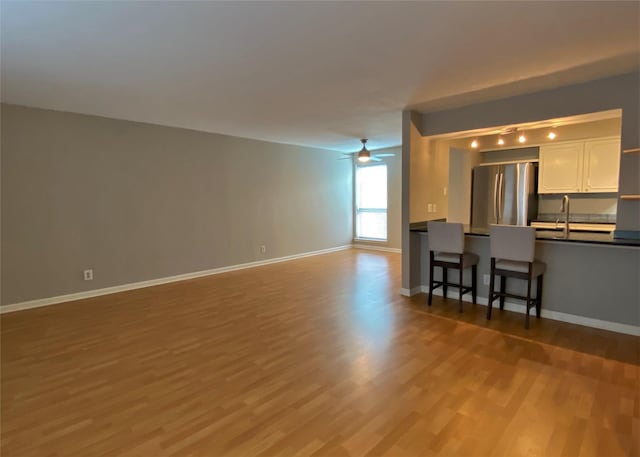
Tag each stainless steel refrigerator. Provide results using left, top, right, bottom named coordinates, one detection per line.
left=470, top=162, right=538, bottom=232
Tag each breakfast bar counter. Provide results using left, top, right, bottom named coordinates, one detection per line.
left=409, top=221, right=640, bottom=247
left=408, top=220, right=640, bottom=334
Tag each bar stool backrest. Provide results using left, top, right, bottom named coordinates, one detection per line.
left=427, top=222, right=464, bottom=254
left=489, top=224, right=536, bottom=263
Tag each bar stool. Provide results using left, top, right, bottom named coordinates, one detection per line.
left=427, top=221, right=479, bottom=312
left=486, top=225, right=546, bottom=329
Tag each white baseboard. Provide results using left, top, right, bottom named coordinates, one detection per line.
left=421, top=287, right=640, bottom=336
left=352, top=243, right=401, bottom=254
left=5, top=246, right=638, bottom=337
left=400, top=287, right=423, bottom=297
left=1, top=244, right=353, bottom=314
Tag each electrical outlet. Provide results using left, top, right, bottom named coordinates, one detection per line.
left=83, top=269, right=93, bottom=281
left=443, top=187, right=447, bottom=196
left=433, top=203, right=437, bottom=212
left=260, top=245, right=267, bottom=254
left=483, top=274, right=490, bottom=285
left=427, top=203, right=433, bottom=213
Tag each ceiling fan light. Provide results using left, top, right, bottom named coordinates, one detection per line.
left=357, top=138, right=371, bottom=162
left=357, top=152, right=370, bottom=162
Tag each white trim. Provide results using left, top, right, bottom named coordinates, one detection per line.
left=5, top=245, right=637, bottom=336
left=400, top=286, right=423, bottom=297
left=422, top=287, right=640, bottom=336
left=1, top=245, right=353, bottom=314
left=353, top=243, right=401, bottom=253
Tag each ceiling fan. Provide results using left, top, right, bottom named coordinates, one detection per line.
left=340, top=139, right=396, bottom=162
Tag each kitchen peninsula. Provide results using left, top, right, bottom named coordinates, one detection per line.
left=409, top=221, right=640, bottom=335
left=401, top=72, right=640, bottom=335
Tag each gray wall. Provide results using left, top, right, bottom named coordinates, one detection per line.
left=419, top=73, right=638, bottom=146
left=402, top=111, right=423, bottom=291
left=1, top=104, right=353, bottom=305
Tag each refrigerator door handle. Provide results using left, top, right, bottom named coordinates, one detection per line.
left=493, top=172, right=499, bottom=224
left=498, top=172, right=505, bottom=222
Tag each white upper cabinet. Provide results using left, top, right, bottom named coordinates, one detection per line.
left=583, top=138, right=621, bottom=193
left=538, top=137, right=620, bottom=194
left=538, top=141, right=584, bottom=194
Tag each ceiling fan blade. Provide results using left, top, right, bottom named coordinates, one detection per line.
left=338, top=157, right=354, bottom=160
left=375, top=153, right=396, bottom=157
left=369, top=156, right=382, bottom=162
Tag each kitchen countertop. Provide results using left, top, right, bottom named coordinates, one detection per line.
left=410, top=221, right=640, bottom=247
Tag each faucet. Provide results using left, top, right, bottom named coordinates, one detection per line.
left=556, top=195, right=571, bottom=239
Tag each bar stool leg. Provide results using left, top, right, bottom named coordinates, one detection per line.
left=471, top=265, right=477, bottom=304
left=428, top=251, right=434, bottom=306
left=487, top=258, right=496, bottom=320
left=536, top=274, right=543, bottom=318
left=525, top=271, right=532, bottom=329
left=458, top=266, right=463, bottom=313
left=443, top=268, right=448, bottom=298
left=499, top=276, right=506, bottom=310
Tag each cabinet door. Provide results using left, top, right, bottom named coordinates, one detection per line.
left=583, top=138, right=620, bottom=192
left=538, top=142, right=584, bottom=194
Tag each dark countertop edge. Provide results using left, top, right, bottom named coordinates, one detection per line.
left=410, top=222, right=640, bottom=247
left=534, top=237, right=640, bottom=247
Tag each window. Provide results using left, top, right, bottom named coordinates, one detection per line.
left=355, top=164, right=387, bottom=240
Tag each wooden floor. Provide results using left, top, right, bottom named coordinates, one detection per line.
left=1, top=249, right=638, bottom=457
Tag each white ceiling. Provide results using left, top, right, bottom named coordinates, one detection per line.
left=1, top=1, right=638, bottom=152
